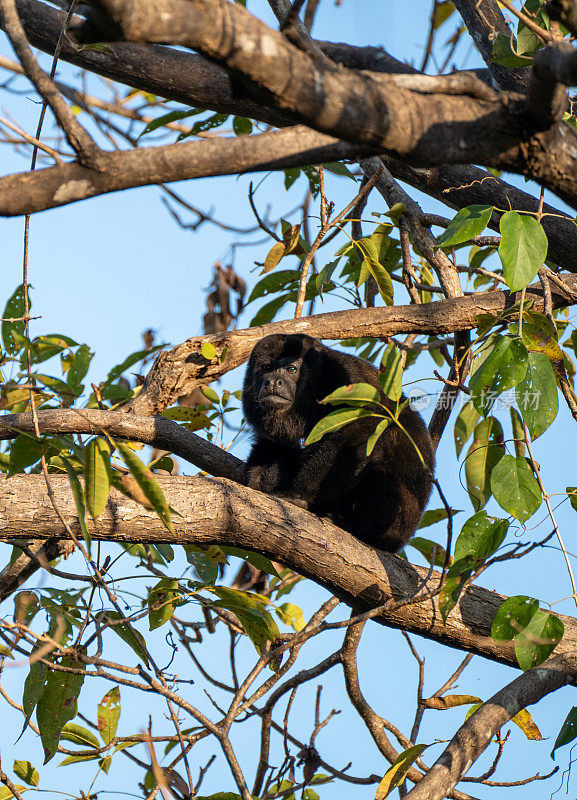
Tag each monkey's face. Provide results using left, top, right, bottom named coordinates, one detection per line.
left=243, top=334, right=324, bottom=443
left=257, top=357, right=303, bottom=410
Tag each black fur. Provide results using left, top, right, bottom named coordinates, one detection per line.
left=242, top=334, right=435, bottom=552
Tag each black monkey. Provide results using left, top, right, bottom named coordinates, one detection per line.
left=242, top=333, right=435, bottom=552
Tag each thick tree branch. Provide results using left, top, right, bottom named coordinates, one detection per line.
left=452, top=0, right=532, bottom=92
left=70, top=0, right=577, bottom=206
left=527, top=42, right=575, bottom=127
left=405, top=655, right=571, bottom=799
left=5, top=2, right=577, bottom=241
left=381, top=156, right=577, bottom=272
left=1, top=474, right=577, bottom=681
left=0, top=127, right=371, bottom=216
left=125, top=273, right=577, bottom=416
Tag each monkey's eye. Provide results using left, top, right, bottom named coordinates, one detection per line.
left=286, top=365, right=297, bottom=373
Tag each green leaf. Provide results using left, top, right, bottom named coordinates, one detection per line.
left=220, top=547, right=281, bottom=579
left=567, top=486, right=577, bottom=512
left=319, top=382, right=381, bottom=407
left=201, top=342, right=217, bottom=360
left=436, top=205, right=493, bottom=248
left=434, top=0, right=456, bottom=28
left=379, top=343, right=403, bottom=401
left=0, top=643, right=14, bottom=659
left=262, top=241, right=288, bottom=274
left=275, top=602, right=306, bottom=631
left=8, top=434, right=47, bottom=476
left=250, top=293, right=294, bottom=326
left=176, top=112, right=228, bottom=141
left=22, top=653, right=49, bottom=726
left=115, top=441, right=174, bottom=534
left=511, top=707, right=543, bottom=740
left=516, top=351, right=558, bottom=439
left=490, top=454, right=541, bottom=523
left=305, top=408, right=375, bottom=445
left=417, top=508, right=461, bottom=529
left=321, top=161, right=356, bottom=179
left=99, top=755, right=112, bottom=774
left=2, top=284, right=27, bottom=355
left=58, top=753, right=100, bottom=767
left=13, top=761, right=39, bottom=787
left=84, top=439, right=111, bottom=520
left=60, top=722, right=101, bottom=749
left=139, top=107, right=202, bottom=137
left=67, top=344, right=92, bottom=388
left=102, top=345, right=164, bottom=386
left=37, top=655, right=85, bottom=763
left=357, top=238, right=393, bottom=304
left=515, top=610, right=564, bottom=671
left=232, top=115, right=252, bottom=135
left=469, top=336, right=528, bottom=416
left=201, top=386, right=219, bottom=404
left=102, top=612, right=150, bottom=667
left=490, top=31, right=533, bottom=67
left=211, top=587, right=281, bottom=664
left=491, top=596, right=539, bottom=641
left=366, top=418, right=390, bottom=456
left=499, top=211, right=548, bottom=291
left=316, top=259, right=340, bottom=295
left=438, top=555, right=477, bottom=621
left=161, top=407, right=212, bottom=432
left=148, top=578, right=181, bottom=630
left=62, top=457, right=90, bottom=550
left=98, top=686, right=120, bottom=745
left=454, top=401, right=480, bottom=457
left=34, top=374, right=77, bottom=404
left=24, top=334, right=75, bottom=366
left=0, top=785, right=29, bottom=799
left=510, top=407, right=526, bottom=458
left=184, top=545, right=219, bottom=584
left=519, top=311, right=562, bottom=360
left=551, top=707, right=577, bottom=758
left=453, top=511, right=508, bottom=562
left=464, top=417, right=505, bottom=510
left=409, top=536, right=451, bottom=567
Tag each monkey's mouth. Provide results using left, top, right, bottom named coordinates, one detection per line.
left=259, top=393, right=292, bottom=408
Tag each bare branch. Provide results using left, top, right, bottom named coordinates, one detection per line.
left=0, top=408, right=243, bottom=481
left=0, top=0, right=101, bottom=164
left=405, top=655, right=572, bottom=799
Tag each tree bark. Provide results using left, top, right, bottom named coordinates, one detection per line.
left=1, top=473, right=576, bottom=681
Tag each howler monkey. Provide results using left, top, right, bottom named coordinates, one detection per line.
left=242, top=333, right=434, bottom=552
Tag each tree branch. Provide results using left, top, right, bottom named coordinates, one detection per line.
left=527, top=42, right=575, bottom=128
left=1, top=474, right=577, bottom=681
left=6, top=2, right=577, bottom=237
left=0, top=0, right=102, bottom=165
left=70, top=0, right=577, bottom=206
left=0, top=126, right=370, bottom=217
left=124, top=273, right=577, bottom=415
left=0, top=408, right=244, bottom=481
left=405, top=655, right=572, bottom=799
